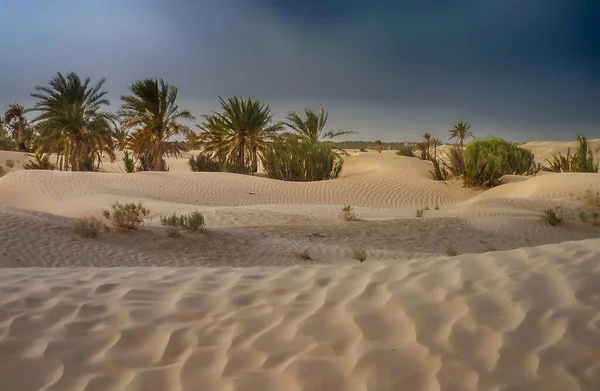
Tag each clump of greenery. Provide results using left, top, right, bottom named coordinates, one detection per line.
left=261, top=136, right=343, bottom=181
left=429, top=157, right=449, bottom=181
left=341, top=205, right=361, bottom=221
left=23, top=151, right=56, bottom=170
left=73, top=216, right=106, bottom=238
left=188, top=153, right=224, bottom=172
left=443, top=246, right=459, bottom=256
left=544, top=208, right=563, bottom=226
left=352, top=247, right=367, bottom=263
left=463, top=138, right=535, bottom=188
left=543, top=135, right=598, bottom=173
left=374, top=140, right=383, bottom=153
left=445, top=146, right=466, bottom=178
left=0, top=135, right=18, bottom=151
left=396, top=145, right=415, bottom=157
left=160, top=211, right=206, bottom=231
left=102, top=202, right=150, bottom=229
left=122, top=150, right=137, bottom=173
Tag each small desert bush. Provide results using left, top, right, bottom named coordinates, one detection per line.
left=444, top=246, right=459, bottom=256
left=463, top=138, right=535, bottom=188
left=352, top=247, right=367, bottom=262
left=445, top=146, right=466, bottom=178
left=188, top=153, right=224, bottom=172
left=297, top=248, right=312, bottom=260
left=102, top=202, right=150, bottom=229
left=543, top=135, right=599, bottom=173
left=341, top=205, right=361, bottom=221
left=429, top=157, right=449, bottom=181
left=73, top=216, right=105, bottom=238
left=0, top=136, right=18, bottom=151
left=396, top=145, right=415, bottom=157
left=122, top=151, right=137, bottom=173
left=262, top=136, right=343, bottom=181
left=374, top=140, right=383, bottom=153
left=416, top=208, right=424, bottom=217
left=160, top=211, right=206, bottom=231
left=544, top=208, right=563, bottom=226
left=23, top=151, right=56, bottom=170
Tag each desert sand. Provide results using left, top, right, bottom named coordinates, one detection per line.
left=1, top=142, right=600, bottom=390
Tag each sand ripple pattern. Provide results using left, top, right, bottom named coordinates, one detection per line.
left=1, top=239, right=600, bottom=390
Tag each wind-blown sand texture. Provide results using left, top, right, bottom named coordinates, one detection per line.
left=1, top=145, right=600, bottom=390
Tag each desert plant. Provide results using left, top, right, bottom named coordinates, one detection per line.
left=359, top=148, right=368, bottom=152
left=444, top=246, right=459, bottom=256
left=188, top=153, right=223, bottom=172
left=416, top=208, right=424, bottom=217
left=463, top=138, right=535, bottom=188
left=352, top=247, right=367, bottom=263
left=396, top=144, right=414, bottom=157
left=119, top=78, right=195, bottom=172
left=448, top=122, right=473, bottom=147
left=544, top=208, right=563, bottom=226
left=29, top=72, right=116, bottom=171
left=374, top=140, right=383, bottom=153
left=261, top=136, right=343, bottom=181
left=297, top=248, right=313, bottom=260
left=122, top=150, right=136, bottom=173
left=284, top=105, right=354, bottom=143
left=444, top=146, right=466, bottom=177
left=4, top=103, right=34, bottom=151
left=341, top=205, right=361, bottom=221
left=543, top=135, right=599, bottom=173
left=160, top=211, right=206, bottom=231
left=429, top=157, right=449, bottom=181
left=23, top=151, right=56, bottom=170
left=73, top=216, right=105, bottom=238
left=102, top=202, right=150, bottom=229
left=579, top=210, right=588, bottom=223
left=198, top=96, right=283, bottom=174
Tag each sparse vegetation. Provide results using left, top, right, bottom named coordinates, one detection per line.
left=73, top=216, right=105, bottom=238
left=352, top=247, right=367, bottom=263
left=374, top=139, right=383, bottom=153
left=160, top=211, right=206, bottom=231
left=102, top=202, right=151, bottom=229
left=188, top=153, right=224, bottom=172
left=341, top=205, right=361, bottom=221
left=463, top=137, right=535, bottom=188
left=122, top=150, right=137, bottom=173
left=396, top=144, right=415, bottom=157
left=297, top=248, right=313, bottom=260
left=23, top=151, right=56, bottom=170
left=429, top=157, right=449, bottom=181
left=359, top=148, right=368, bottom=152
left=443, top=246, right=459, bottom=256
left=416, top=208, right=424, bottom=217
left=544, top=208, right=563, bottom=226
left=543, top=135, right=599, bottom=173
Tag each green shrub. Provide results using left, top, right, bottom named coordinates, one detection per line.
left=429, top=158, right=449, bottom=180
left=262, top=137, right=343, bottom=181
left=188, top=153, right=224, bottom=172
left=73, top=216, right=106, bottom=238
left=122, top=151, right=136, bottom=173
left=543, top=135, right=598, bottom=173
left=396, top=145, right=415, bottom=157
left=23, top=151, right=56, bottom=170
left=102, top=202, right=150, bottom=229
left=544, top=208, right=563, bottom=226
left=445, top=146, right=466, bottom=177
left=0, top=136, right=18, bottom=151
left=463, top=138, right=535, bottom=187
left=160, top=211, right=206, bottom=231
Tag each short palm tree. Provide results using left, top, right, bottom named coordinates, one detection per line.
left=198, top=96, right=284, bottom=174
left=448, top=122, right=473, bottom=147
left=30, top=72, right=116, bottom=171
left=119, top=78, right=195, bottom=171
left=4, top=103, right=33, bottom=151
left=284, top=105, right=354, bottom=143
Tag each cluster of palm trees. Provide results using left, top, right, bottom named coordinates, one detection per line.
left=413, top=122, right=473, bottom=161
left=0, top=72, right=353, bottom=175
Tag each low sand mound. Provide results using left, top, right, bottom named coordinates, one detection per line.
left=1, top=239, right=600, bottom=391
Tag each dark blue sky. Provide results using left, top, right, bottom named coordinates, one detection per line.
left=0, top=0, right=598, bottom=141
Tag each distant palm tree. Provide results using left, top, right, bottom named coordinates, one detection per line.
left=198, top=96, right=284, bottom=174
left=448, top=122, right=473, bottom=147
left=284, top=105, right=354, bottom=143
left=374, top=139, right=383, bottom=153
left=30, top=72, right=116, bottom=171
left=119, top=78, right=195, bottom=171
left=4, top=103, right=33, bottom=151
left=111, top=125, right=130, bottom=151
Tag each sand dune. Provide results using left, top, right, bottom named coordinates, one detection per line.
left=2, top=145, right=600, bottom=390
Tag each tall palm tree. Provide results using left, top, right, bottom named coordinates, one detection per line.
left=4, top=103, right=33, bottom=151
left=30, top=72, right=116, bottom=171
left=198, top=96, right=284, bottom=174
left=284, top=105, right=354, bottom=143
left=119, top=78, right=194, bottom=171
left=448, top=122, right=473, bottom=147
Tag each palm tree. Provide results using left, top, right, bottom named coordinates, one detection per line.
left=284, top=105, right=354, bottom=143
left=119, top=78, right=194, bottom=172
left=374, top=139, right=383, bottom=153
left=30, top=72, right=116, bottom=171
left=198, top=96, right=283, bottom=174
left=4, top=103, right=33, bottom=151
left=448, top=122, right=473, bottom=147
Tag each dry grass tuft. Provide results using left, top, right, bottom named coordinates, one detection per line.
left=341, top=205, right=361, bottom=221
left=102, top=202, right=151, bottom=229
left=352, top=247, right=367, bottom=263
left=73, top=216, right=106, bottom=238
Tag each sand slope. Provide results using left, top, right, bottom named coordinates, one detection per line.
left=2, top=239, right=600, bottom=391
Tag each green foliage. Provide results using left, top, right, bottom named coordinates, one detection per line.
left=5, top=103, right=33, bottom=151
left=544, top=208, right=563, bottom=226
left=122, top=150, right=136, bottom=173
left=284, top=105, right=354, bottom=143
left=0, top=135, right=18, bottom=151
left=102, top=202, right=150, bottom=229
left=463, top=137, right=535, bottom=188
left=429, top=157, right=449, bottom=181
left=188, top=153, right=224, bottom=172
left=444, top=146, right=466, bottom=177
left=160, top=211, right=206, bottom=231
left=332, top=141, right=412, bottom=150
left=448, top=122, right=473, bottom=147
left=543, top=135, right=598, bottom=173
left=396, top=145, right=415, bottom=157
left=374, top=139, right=383, bottom=153
left=73, top=216, right=106, bottom=238
left=261, top=136, right=343, bottom=181
left=23, top=151, right=56, bottom=170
